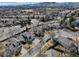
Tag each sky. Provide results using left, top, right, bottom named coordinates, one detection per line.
left=0, top=2, right=36, bottom=6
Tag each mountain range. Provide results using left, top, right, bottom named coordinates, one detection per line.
left=0, top=2, right=79, bottom=7
left=31, top=2, right=79, bottom=7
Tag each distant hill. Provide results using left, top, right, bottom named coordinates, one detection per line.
left=31, top=2, right=79, bottom=7
left=0, top=2, right=79, bottom=10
